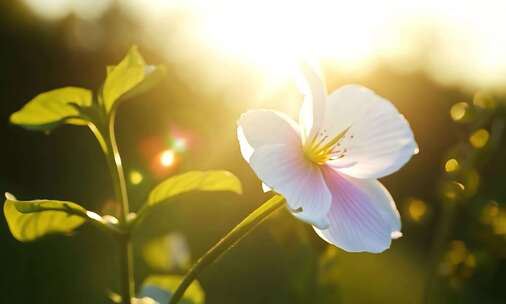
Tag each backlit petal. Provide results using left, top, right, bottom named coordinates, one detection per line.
left=249, top=144, right=331, bottom=227
left=237, top=110, right=300, bottom=162
left=296, top=61, right=327, bottom=143
left=323, top=85, right=417, bottom=179
left=314, top=167, right=401, bottom=253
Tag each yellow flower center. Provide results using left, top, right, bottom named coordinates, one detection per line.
left=304, top=127, right=350, bottom=165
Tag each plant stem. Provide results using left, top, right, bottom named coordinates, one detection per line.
left=105, top=107, right=135, bottom=304
left=107, top=108, right=130, bottom=224
left=168, top=195, right=285, bottom=304
left=118, top=235, right=135, bottom=304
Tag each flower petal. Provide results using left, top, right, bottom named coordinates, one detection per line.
left=237, top=110, right=300, bottom=162
left=296, top=61, right=327, bottom=143
left=249, top=144, right=331, bottom=227
left=323, top=85, right=417, bottom=179
left=314, top=167, right=401, bottom=253
left=261, top=183, right=272, bottom=192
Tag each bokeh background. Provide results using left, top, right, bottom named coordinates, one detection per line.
left=1, top=1, right=506, bottom=303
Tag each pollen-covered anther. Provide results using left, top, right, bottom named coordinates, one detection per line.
left=304, top=128, right=351, bottom=165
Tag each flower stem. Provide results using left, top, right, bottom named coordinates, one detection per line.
left=105, top=107, right=134, bottom=304
left=168, top=195, right=285, bottom=304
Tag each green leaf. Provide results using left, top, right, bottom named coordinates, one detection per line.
left=147, top=170, right=242, bottom=206
left=3, top=193, right=88, bottom=242
left=102, top=45, right=166, bottom=112
left=10, top=87, right=92, bottom=131
left=140, top=275, right=205, bottom=304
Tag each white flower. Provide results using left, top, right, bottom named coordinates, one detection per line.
left=237, top=62, right=417, bottom=253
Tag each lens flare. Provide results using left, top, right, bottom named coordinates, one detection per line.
left=129, top=170, right=144, bottom=185
left=450, top=102, right=469, bottom=122
left=172, top=137, right=187, bottom=152
left=445, top=159, right=460, bottom=173
left=406, top=198, right=428, bottom=222
left=473, top=92, right=496, bottom=109
left=160, top=149, right=176, bottom=167
left=469, top=129, right=489, bottom=148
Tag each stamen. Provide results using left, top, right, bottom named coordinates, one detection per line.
left=309, top=134, right=328, bottom=151
left=303, top=126, right=352, bottom=165
left=312, top=127, right=350, bottom=155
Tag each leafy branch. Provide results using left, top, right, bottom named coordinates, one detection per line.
left=3, top=46, right=245, bottom=304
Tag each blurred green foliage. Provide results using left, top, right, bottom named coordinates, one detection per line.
left=2, top=34, right=244, bottom=303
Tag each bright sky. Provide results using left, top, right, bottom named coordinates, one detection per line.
left=22, top=0, right=506, bottom=92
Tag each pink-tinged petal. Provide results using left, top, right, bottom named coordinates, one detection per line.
left=314, top=167, right=401, bottom=253
left=296, top=61, right=327, bottom=143
left=291, top=207, right=330, bottom=229
left=237, top=110, right=300, bottom=162
left=249, top=144, right=331, bottom=228
left=323, top=85, right=417, bottom=179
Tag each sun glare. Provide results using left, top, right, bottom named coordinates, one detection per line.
left=21, top=0, right=506, bottom=91
left=199, top=0, right=385, bottom=74
left=131, top=0, right=506, bottom=91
